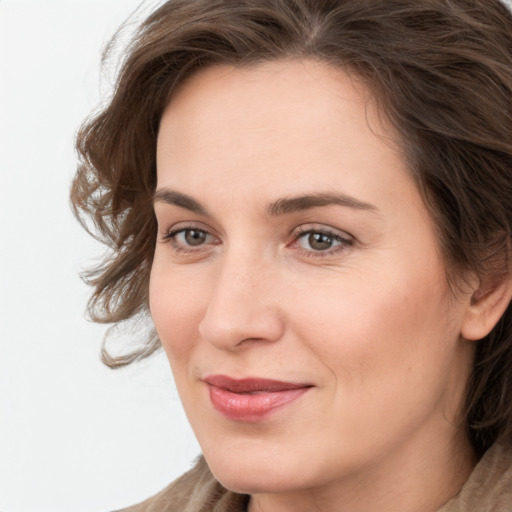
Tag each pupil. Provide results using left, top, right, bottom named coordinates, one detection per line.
left=309, top=233, right=332, bottom=251
left=185, top=230, right=206, bottom=246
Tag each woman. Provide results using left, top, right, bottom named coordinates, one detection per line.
left=72, top=1, right=512, bottom=511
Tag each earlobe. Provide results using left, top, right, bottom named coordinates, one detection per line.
left=461, top=274, right=512, bottom=341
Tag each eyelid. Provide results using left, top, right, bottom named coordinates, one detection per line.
left=160, top=219, right=217, bottom=236
left=160, top=221, right=221, bottom=253
left=289, top=224, right=354, bottom=257
left=292, top=224, right=354, bottom=241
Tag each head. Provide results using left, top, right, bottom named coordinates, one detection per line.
left=73, top=0, right=512, bottom=471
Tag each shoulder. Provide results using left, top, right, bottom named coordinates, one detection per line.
left=113, top=456, right=248, bottom=512
left=438, top=440, right=512, bottom=512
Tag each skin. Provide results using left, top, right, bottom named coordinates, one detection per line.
left=150, top=60, right=479, bottom=512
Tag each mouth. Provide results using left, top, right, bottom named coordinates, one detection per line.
left=203, top=375, right=313, bottom=422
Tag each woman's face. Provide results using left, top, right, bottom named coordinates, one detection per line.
left=151, top=60, right=475, bottom=496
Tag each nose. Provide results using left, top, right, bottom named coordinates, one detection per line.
left=198, top=252, right=285, bottom=351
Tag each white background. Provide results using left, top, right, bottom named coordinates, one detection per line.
left=0, top=1, right=200, bottom=511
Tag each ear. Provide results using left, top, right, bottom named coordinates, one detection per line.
left=461, top=273, right=512, bottom=341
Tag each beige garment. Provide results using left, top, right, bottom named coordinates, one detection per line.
left=437, top=441, right=512, bottom=512
left=115, top=441, right=512, bottom=512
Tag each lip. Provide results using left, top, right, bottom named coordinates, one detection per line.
left=203, top=375, right=312, bottom=422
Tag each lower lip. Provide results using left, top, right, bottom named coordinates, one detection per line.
left=207, top=385, right=310, bottom=422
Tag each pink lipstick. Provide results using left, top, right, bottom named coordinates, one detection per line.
left=203, top=375, right=312, bottom=422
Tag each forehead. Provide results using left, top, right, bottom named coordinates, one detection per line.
left=158, top=60, right=396, bottom=165
left=162, top=59, right=368, bottom=124
left=156, top=59, right=405, bottom=193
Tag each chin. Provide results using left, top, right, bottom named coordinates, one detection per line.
left=208, top=461, right=300, bottom=495
left=201, top=441, right=324, bottom=495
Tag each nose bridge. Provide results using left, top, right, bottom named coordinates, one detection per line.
left=198, top=244, right=284, bottom=349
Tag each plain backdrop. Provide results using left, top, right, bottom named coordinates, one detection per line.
left=0, top=1, right=200, bottom=511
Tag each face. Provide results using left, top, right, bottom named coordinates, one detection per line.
left=151, top=60, right=474, bottom=496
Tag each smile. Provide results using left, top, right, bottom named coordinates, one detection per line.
left=203, top=375, right=313, bottom=422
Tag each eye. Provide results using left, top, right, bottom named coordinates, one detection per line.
left=162, top=226, right=219, bottom=253
left=293, top=227, right=353, bottom=256
left=175, top=229, right=209, bottom=247
left=298, top=232, right=340, bottom=251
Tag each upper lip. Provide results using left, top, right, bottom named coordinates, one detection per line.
left=203, top=375, right=313, bottom=393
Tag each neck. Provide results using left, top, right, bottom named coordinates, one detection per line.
left=248, top=431, right=476, bottom=512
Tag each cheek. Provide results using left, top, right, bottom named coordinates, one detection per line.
left=149, top=263, right=207, bottom=364
left=288, top=257, right=457, bottom=389
left=286, top=269, right=464, bottom=458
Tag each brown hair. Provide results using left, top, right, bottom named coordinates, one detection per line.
left=72, top=0, right=512, bottom=455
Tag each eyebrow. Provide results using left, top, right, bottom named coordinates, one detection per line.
left=153, top=189, right=209, bottom=215
left=267, top=193, right=378, bottom=216
left=153, top=188, right=378, bottom=217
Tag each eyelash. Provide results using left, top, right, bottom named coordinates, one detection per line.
left=160, top=224, right=354, bottom=258
left=292, top=226, right=354, bottom=258
left=161, top=225, right=219, bottom=255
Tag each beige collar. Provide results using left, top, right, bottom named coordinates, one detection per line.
left=437, top=441, right=512, bottom=512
